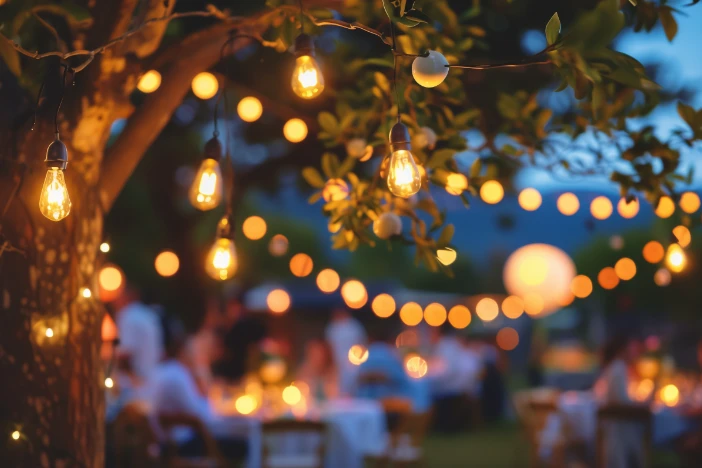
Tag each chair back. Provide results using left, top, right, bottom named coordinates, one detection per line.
left=596, top=404, right=652, bottom=468
left=158, top=412, right=225, bottom=468
left=112, top=403, right=161, bottom=468
left=261, top=420, right=327, bottom=468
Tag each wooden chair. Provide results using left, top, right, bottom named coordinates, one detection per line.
left=261, top=420, right=327, bottom=468
left=596, top=405, right=652, bottom=468
left=112, top=403, right=162, bottom=468
left=158, top=412, right=226, bottom=468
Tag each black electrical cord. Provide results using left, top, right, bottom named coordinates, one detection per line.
left=390, top=21, right=401, bottom=123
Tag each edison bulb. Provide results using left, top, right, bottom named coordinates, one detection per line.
left=387, top=150, right=421, bottom=198
left=291, top=55, right=324, bottom=99
left=189, top=159, right=222, bottom=210
left=39, top=168, right=71, bottom=221
left=205, top=237, right=237, bottom=281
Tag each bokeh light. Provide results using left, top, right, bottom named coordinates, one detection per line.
left=283, top=118, right=308, bottom=143
left=102, top=314, right=118, bottom=342
left=643, top=241, right=665, bottom=264
left=191, top=72, right=219, bottom=99
left=617, top=198, right=639, bottom=219
left=523, top=293, right=545, bottom=316
left=237, top=96, right=263, bottom=122
left=518, top=188, right=542, bottom=211
left=348, top=345, right=369, bottom=365
left=660, top=384, right=680, bottom=407
left=267, top=289, right=291, bottom=314
left=475, top=298, right=499, bottom=322
left=614, top=258, right=637, bottom=281
left=260, top=359, right=286, bottom=384
left=423, top=303, right=447, bottom=327
left=372, top=294, right=396, bottom=318
left=137, top=70, right=161, bottom=93
left=557, top=193, right=580, bottom=216
left=155, top=250, right=179, bottom=277
left=105, top=377, right=114, bottom=388
left=322, top=179, right=350, bottom=202
left=289, top=253, right=314, bottom=277
left=680, top=192, right=700, bottom=213
left=570, top=275, right=593, bottom=299
left=396, top=330, right=420, bottom=348
left=81, top=288, right=92, bottom=298
left=598, top=267, right=619, bottom=290
left=654, top=268, right=671, bottom=286
left=447, top=305, right=471, bottom=329
left=480, top=180, right=504, bottom=204
left=316, top=269, right=340, bottom=293
left=436, top=248, right=457, bottom=266
left=501, top=296, right=524, bottom=319
left=666, top=244, right=687, bottom=273
left=672, top=225, right=691, bottom=248
left=45, top=328, right=54, bottom=338
left=496, top=327, right=519, bottom=351
left=341, top=280, right=368, bottom=309
left=445, top=173, right=468, bottom=195
left=99, top=242, right=111, bottom=253
left=282, top=385, right=302, bottom=405
left=242, top=216, right=267, bottom=240
left=400, top=302, right=423, bottom=326
left=590, top=196, right=613, bottom=220
left=405, top=355, right=428, bottom=379
left=235, top=395, right=257, bottom=415
left=11, top=430, right=20, bottom=441
left=655, top=196, right=675, bottom=218
left=268, top=234, right=289, bottom=256
left=98, top=265, right=124, bottom=300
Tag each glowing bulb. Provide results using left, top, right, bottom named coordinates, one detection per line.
left=137, top=70, right=161, bottom=93
left=283, top=118, right=308, bottom=143
left=205, top=237, right=237, bottom=280
left=45, top=328, right=54, bottom=338
left=39, top=168, right=71, bottom=221
left=105, top=377, right=114, bottom=388
left=99, top=242, right=110, bottom=253
left=666, top=244, right=686, bottom=273
left=191, top=72, right=218, bottom=99
left=189, top=158, right=223, bottom=210
left=237, top=97, right=263, bottom=122
left=11, top=431, right=20, bottom=441
left=282, top=385, right=302, bottom=405
left=387, top=149, right=421, bottom=198
left=291, top=55, right=325, bottom=99
left=81, top=288, right=92, bottom=298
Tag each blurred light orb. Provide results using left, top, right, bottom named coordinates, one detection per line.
left=316, top=269, right=340, bottom=294
left=436, top=248, right=457, bottom=266
left=396, top=330, right=419, bottom=348
left=81, top=288, right=92, bottom=299
left=660, top=384, right=680, bottom=407
left=282, top=385, right=302, bottom=405
left=242, top=216, right=267, bottom=240
left=235, top=395, right=257, bottom=415
left=105, top=377, right=114, bottom=389
left=496, top=327, right=519, bottom=351
left=501, top=296, right=524, bottom=319
left=99, top=242, right=111, bottom=253
left=283, top=118, right=308, bottom=143
left=666, top=244, right=687, bottom=273
left=503, top=244, right=576, bottom=315
left=557, top=192, right=580, bottom=216
left=322, top=179, right=349, bottom=202
left=609, top=235, right=624, bottom=250
left=523, top=293, right=545, bottom=316
left=259, top=359, right=286, bottom=384
left=400, top=302, right=423, bottom=326
left=590, top=196, right=613, bottom=220
left=372, top=294, right=396, bottom=318
left=99, top=265, right=124, bottom=300
left=155, top=251, right=179, bottom=277
left=405, top=355, right=429, bottom=379
left=448, top=305, right=471, bottom=329
left=45, top=328, right=54, bottom=338
left=412, top=50, right=449, bottom=88
left=475, top=298, right=499, bottom=322
left=673, top=225, right=691, bottom=248
left=137, top=70, right=161, bottom=93
left=191, top=72, right=219, bottom=99
left=598, top=267, right=619, bottom=290
left=445, top=173, right=468, bottom=195
left=11, top=430, right=20, bottom=441
left=341, top=280, right=367, bottom=304
left=102, top=314, right=118, bottom=342
left=346, top=138, right=368, bottom=158
left=643, top=241, right=665, bottom=264
left=423, top=303, right=447, bottom=327
left=348, top=345, right=369, bottom=365
left=617, top=198, right=639, bottom=219
left=268, top=234, right=289, bottom=257
left=615, top=258, right=637, bottom=281
left=680, top=192, right=700, bottom=213
left=518, top=188, right=542, bottom=211
left=373, top=212, right=402, bottom=239
left=237, top=96, right=263, bottom=122
left=654, top=268, right=671, bottom=286
left=267, top=289, right=291, bottom=314
left=480, top=180, right=504, bottom=204
left=289, top=253, right=314, bottom=277
left=570, top=275, right=593, bottom=299
left=655, top=196, right=675, bottom=218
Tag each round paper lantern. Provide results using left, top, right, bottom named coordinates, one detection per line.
left=373, top=212, right=402, bottom=239
left=412, top=50, right=449, bottom=88
left=503, top=244, right=576, bottom=316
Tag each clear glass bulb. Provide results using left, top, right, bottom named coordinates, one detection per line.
left=189, top=158, right=223, bottom=210
left=39, top=168, right=71, bottom=221
left=291, top=55, right=325, bottom=99
left=205, top=237, right=238, bottom=281
left=387, top=149, right=422, bottom=198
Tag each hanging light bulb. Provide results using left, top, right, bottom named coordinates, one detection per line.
left=291, top=34, right=324, bottom=99
left=189, top=135, right=224, bottom=211
left=39, top=134, right=72, bottom=221
left=665, top=243, right=687, bottom=273
left=205, top=216, right=238, bottom=281
left=386, top=122, right=421, bottom=198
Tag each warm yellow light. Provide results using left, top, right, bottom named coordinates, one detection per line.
left=570, top=275, right=593, bottom=299
left=598, top=267, right=619, bottom=290
left=396, top=330, right=419, bottom=348
left=348, top=344, right=369, bottom=365
left=405, top=355, right=428, bottom=379
left=100, top=242, right=111, bottom=253
left=636, top=358, right=661, bottom=380
left=445, top=173, right=468, bottom=195
left=137, top=70, right=161, bottom=93
left=289, top=253, right=313, bottom=278
left=191, top=72, right=219, bottom=99
left=189, top=158, right=223, bottom=211
left=81, top=288, right=92, bottom=299
left=436, top=248, right=457, bottom=266
left=423, top=303, right=447, bottom=327
left=235, top=395, right=257, bottom=415
left=282, top=385, right=302, bottom=405
left=655, top=196, right=675, bottom=218
left=242, top=216, right=267, bottom=240
left=680, top=192, right=700, bottom=213
left=448, top=305, right=471, bottom=329
left=39, top=168, right=71, bottom=221
left=105, top=377, right=114, bottom=388
left=316, top=269, right=340, bottom=294
left=501, top=296, right=524, bottom=319
left=155, top=250, right=180, bottom=277
left=11, top=431, right=20, bottom=441
left=341, top=280, right=367, bottom=304
left=523, top=293, right=545, bottom=316
left=631, top=378, right=655, bottom=402
left=387, top=150, right=421, bottom=198
left=268, top=234, right=289, bottom=257
left=590, top=196, right=613, bottom=220
left=372, top=293, right=396, bottom=318
left=518, top=256, right=548, bottom=286
left=666, top=244, right=687, bottom=273
left=496, top=327, right=519, bottom=351
left=654, top=268, right=671, bottom=286
left=260, top=359, right=286, bottom=384
left=480, top=180, right=504, bottom=204
left=557, top=192, right=580, bottom=216
left=475, top=298, right=499, bottom=322
left=322, top=179, right=350, bottom=202
left=99, top=266, right=123, bottom=292
left=614, top=257, right=637, bottom=281
left=205, top=238, right=237, bottom=280
left=617, top=198, right=639, bottom=219
left=45, top=328, right=54, bottom=338
left=660, top=384, right=680, bottom=407
left=643, top=241, right=665, bottom=264
left=267, top=289, right=291, bottom=314
left=291, top=55, right=325, bottom=99
left=673, top=225, right=691, bottom=248
left=237, top=96, right=263, bottom=122
left=283, top=118, right=308, bottom=143
left=518, top=188, right=542, bottom=211
left=400, top=302, right=423, bottom=326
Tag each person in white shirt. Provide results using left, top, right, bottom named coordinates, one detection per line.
left=325, top=308, right=367, bottom=395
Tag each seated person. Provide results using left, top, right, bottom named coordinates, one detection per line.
left=297, top=339, right=338, bottom=401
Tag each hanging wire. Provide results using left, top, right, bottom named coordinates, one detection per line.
left=214, top=32, right=237, bottom=217
left=298, top=0, right=305, bottom=31
left=390, top=21, right=401, bottom=123
left=54, top=65, right=72, bottom=135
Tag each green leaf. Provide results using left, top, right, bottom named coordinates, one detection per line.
left=404, top=9, right=431, bottom=24
left=545, top=13, right=561, bottom=45
left=659, top=6, right=678, bottom=42
left=437, top=224, right=455, bottom=247
left=302, top=167, right=326, bottom=189
left=363, top=58, right=394, bottom=69
left=318, top=112, right=339, bottom=136
left=374, top=72, right=390, bottom=93
left=427, top=149, right=456, bottom=169
left=0, top=40, right=21, bottom=77
left=321, top=153, right=340, bottom=178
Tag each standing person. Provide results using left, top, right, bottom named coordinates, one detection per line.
left=325, top=308, right=367, bottom=395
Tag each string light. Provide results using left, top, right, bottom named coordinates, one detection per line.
left=665, top=243, right=686, bottom=273
left=672, top=225, right=691, bottom=248
left=496, top=327, right=519, bottom=351
left=105, top=377, right=114, bottom=388
left=235, top=395, right=257, bottom=415
left=348, top=345, right=369, bottom=365
left=291, top=34, right=324, bottom=99
left=501, top=296, right=524, bottom=319
left=405, top=355, right=428, bottom=379
left=448, top=305, right=471, bottom=329
left=267, top=289, right=291, bottom=314
left=372, top=294, right=396, bottom=318
left=412, top=50, right=449, bottom=88
left=617, top=198, right=639, bottom=219
left=387, top=123, right=421, bottom=198
left=268, top=234, right=289, bottom=257
left=11, top=431, right=20, bottom=441
left=99, top=242, right=111, bottom=253
left=445, top=173, right=468, bottom=195
left=316, top=269, right=340, bottom=293
left=282, top=385, right=302, bottom=405
left=205, top=216, right=238, bottom=281
left=570, top=275, right=593, bottom=298
left=614, top=258, right=636, bottom=281
left=283, top=118, right=308, bottom=143
left=289, top=253, right=313, bottom=277
left=597, top=267, right=619, bottom=290
left=436, top=248, right=457, bottom=266
left=590, top=196, right=613, bottom=220
left=81, top=288, right=92, bottom=298
left=643, top=241, right=665, bottom=264
left=155, top=251, right=180, bottom=277
left=523, top=293, right=545, bottom=316
left=373, top=212, right=402, bottom=239
left=655, top=196, right=675, bottom=218
left=189, top=136, right=223, bottom=211
left=237, top=96, right=263, bottom=122
left=45, top=328, right=54, bottom=338
left=557, top=193, right=580, bottom=216
left=191, top=72, right=219, bottom=99
left=399, top=302, right=423, bottom=326
left=518, top=188, right=542, bottom=211
left=480, top=181, right=504, bottom=204
left=242, top=216, right=267, bottom=240
left=341, top=280, right=368, bottom=309
left=654, top=268, right=671, bottom=286
left=423, top=303, right=447, bottom=327
left=679, top=192, right=700, bottom=213
left=137, top=70, right=161, bottom=93
left=475, top=298, right=499, bottom=321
